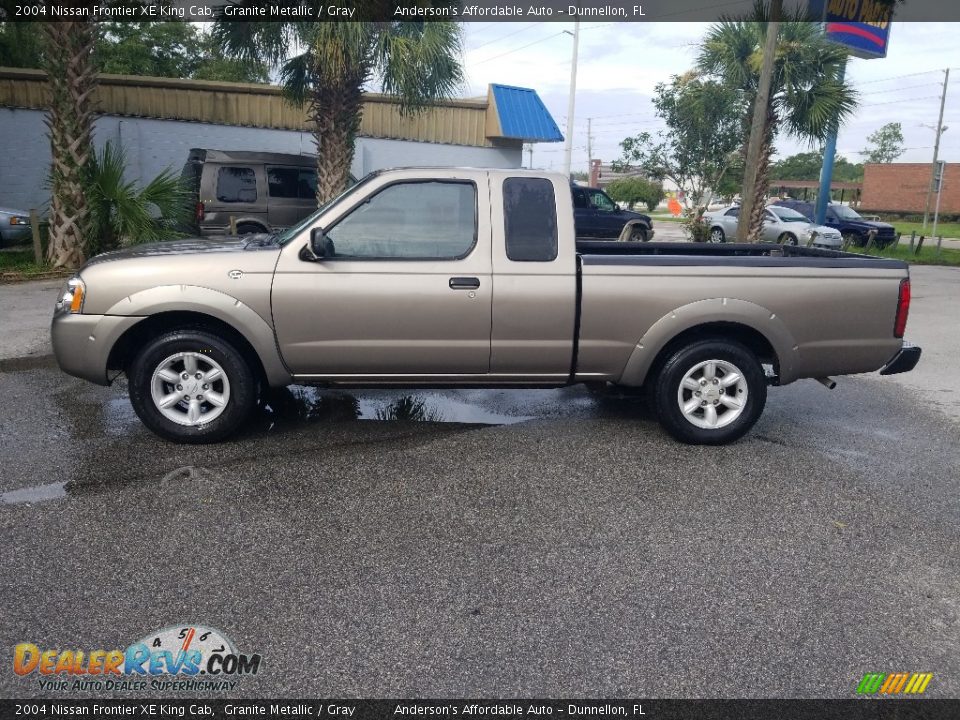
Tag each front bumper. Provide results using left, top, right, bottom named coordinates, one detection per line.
left=879, top=342, right=922, bottom=375
left=51, top=312, right=143, bottom=385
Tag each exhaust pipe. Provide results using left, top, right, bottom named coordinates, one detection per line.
left=816, top=377, right=837, bottom=390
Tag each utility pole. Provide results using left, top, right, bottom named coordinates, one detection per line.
left=923, top=68, right=949, bottom=230
left=587, top=117, right=593, bottom=173
left=562, top=21, right=580, bottom=178
left=737, top=0, right=781, bottom=242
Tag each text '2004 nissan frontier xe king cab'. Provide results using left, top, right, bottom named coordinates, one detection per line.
left=51, top=168, right=921, bottom=445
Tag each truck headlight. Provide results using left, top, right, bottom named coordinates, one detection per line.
left=55, top=276, right=86, bottom=314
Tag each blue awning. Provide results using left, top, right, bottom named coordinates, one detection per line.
left=486, top=84, right=563, bottom=143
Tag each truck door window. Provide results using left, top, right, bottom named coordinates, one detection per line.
left=325, top=181, right=476, bottom=259
left=572, top=188, right=588, bottom=209
left=216, top=167, right=257, bottom=203
left=267, top=167, right=299, bottom=198
left=588, top=189, right=616, bottom=212
left=503, top=177, right=558, bottom=262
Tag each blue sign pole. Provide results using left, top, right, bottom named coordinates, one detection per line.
left=815, top=58, right=847, bottom=225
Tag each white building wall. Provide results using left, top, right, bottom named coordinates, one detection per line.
left=0, top=108, right=523, bottom=212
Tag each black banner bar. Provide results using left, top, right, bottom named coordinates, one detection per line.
left=2, top=700, right=960, bottom=720
left=0, top=0, right=955, bottom=24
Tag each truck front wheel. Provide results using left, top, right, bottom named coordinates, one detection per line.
left=128, top=329, right=256, bottom=443
left=652, top=338, right=767, bottom=445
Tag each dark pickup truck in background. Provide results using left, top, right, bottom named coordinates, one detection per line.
left=573, top=184, right=654, bottom=242
left=773, top=199, right=897, bottom=248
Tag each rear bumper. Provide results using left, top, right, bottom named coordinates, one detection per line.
left=879, top=342, right=922, bottom=375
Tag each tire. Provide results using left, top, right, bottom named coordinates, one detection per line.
left=652, top=338, right=767, bottom=445
left=842, top=231, right=864, bottom=248
left=236, top=222, right=266, bottom=236
left=627, top=225, right=648, bottom=242
left=128, top=329, right=257, bottom=443
left=709, top=226, right=725, bottom=243
left=778, top=232, right=798, bottom=246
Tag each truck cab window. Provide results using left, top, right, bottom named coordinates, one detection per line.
left=504, top=177, right=558, bottom=262
left=325, top=181, right=476, bottom=259
left=588, top=189, right=616, bottom=212
left=216, top=167, right=257, bottom=203
left=572, top=188, right=588, bottom=209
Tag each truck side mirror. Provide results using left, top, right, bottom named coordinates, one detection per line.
left=302, top=227, right=332, bottom=261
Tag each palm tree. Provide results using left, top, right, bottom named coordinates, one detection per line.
left=697, top=4, right=858, bottom=241
left=42, top=18, right=98, bottom=268
left=213, top=18, right=464, bottom=203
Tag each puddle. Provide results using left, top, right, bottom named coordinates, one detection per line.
left=261, top=387, right=540, bottom=427
left=1, top=481, right=68, bottom=505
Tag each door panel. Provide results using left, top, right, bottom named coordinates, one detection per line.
left=271, top=177, right=492, bottom=376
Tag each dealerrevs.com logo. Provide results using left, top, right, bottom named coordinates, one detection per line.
left=12, top=625, right=262, bottom=693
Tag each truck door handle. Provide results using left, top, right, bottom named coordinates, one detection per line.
left=449, top=277, right=480, bottom=290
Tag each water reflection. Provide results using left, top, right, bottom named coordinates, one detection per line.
left=260, top=387, right=534, bottom=426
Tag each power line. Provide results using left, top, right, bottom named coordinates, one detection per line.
left=852, top=69, right=945, bottom=86
left=857, top=82, right=942, bottom=96
left=860, top=95, right=942, bottom=108
left=473, top=31, right=567, bottom=65
left=468, top=23, right=543, bottom=52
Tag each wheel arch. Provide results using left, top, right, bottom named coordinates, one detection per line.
left=103, top=286, right=292, bottom=387
left=617, top=299, right=799, bottom=387
left=617, top=220, right=650, bottom=242
left=108, top=311, right=268, bottom=386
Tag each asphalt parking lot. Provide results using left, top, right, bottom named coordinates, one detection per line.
left=1, top=269, right=958, bottom=699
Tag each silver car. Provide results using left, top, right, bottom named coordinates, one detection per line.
left=705, top=204, right=842, bottom=248
left=0, top=206, right=32, bottom=247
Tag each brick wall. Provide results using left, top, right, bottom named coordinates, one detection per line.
left=860, top=162, right=960, bottom=214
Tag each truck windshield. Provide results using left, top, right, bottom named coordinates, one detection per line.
left=831, top=204, right=863, bottom=220
left=276, top=172, right=376, bottom=245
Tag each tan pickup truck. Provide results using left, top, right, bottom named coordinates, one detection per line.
left=51, top=168, right=920, bottom=445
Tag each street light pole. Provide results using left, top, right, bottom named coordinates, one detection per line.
left=562, top=21, right=580, bottom=178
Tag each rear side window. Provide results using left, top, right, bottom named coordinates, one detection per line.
left=267, top=167, right=298, bottom=198
left=572, top=188, right=588, bottom=209
left=216, top=167, right=257, bottom=203
left=504, top=178, right=557, bottom=262
left=725, top=207, right=740, bottom=217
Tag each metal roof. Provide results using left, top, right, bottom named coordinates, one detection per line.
left=488, top=84, right=563, bottom=143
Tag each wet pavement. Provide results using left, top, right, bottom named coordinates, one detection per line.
left=1, top=366, right=958, bottom=699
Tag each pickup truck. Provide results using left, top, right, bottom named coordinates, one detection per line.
left=572, top=184, right=654, bottom=242
left=51, top=168, right=920, bottom=445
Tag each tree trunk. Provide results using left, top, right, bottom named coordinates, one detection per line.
left=743, top=109, right=776, bottom=242
left=42, top=19, right=97, bottom=269
left=308, top=62, right=367, bottom=205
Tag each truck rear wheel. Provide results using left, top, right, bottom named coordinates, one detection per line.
left=128, top=329, right=256, bottom=443
left=652, top=338, right=766, bottom=445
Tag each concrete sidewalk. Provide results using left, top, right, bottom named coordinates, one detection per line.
left=0, top=279, right=61, bottom=361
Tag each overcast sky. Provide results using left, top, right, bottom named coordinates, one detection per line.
left=458, top=21, right=959, bottom=173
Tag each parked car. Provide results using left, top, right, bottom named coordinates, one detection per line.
left=0, top=206, right=33, bottom=246
left=703, top=204, right=842, bottom=248
left=572, top=185, right=654, bottom=242
left=773, top=199, right=897, bottom=248
left=181, top=148, right=354, bottom=237
left=52, top=168, right=919, bottom=446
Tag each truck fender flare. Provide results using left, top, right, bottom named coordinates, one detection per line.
left=617, top=298, right=799, bottom=386
left=617, top=220, right=649, bottom=242
left=104, top=285, right=292, bottom=386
